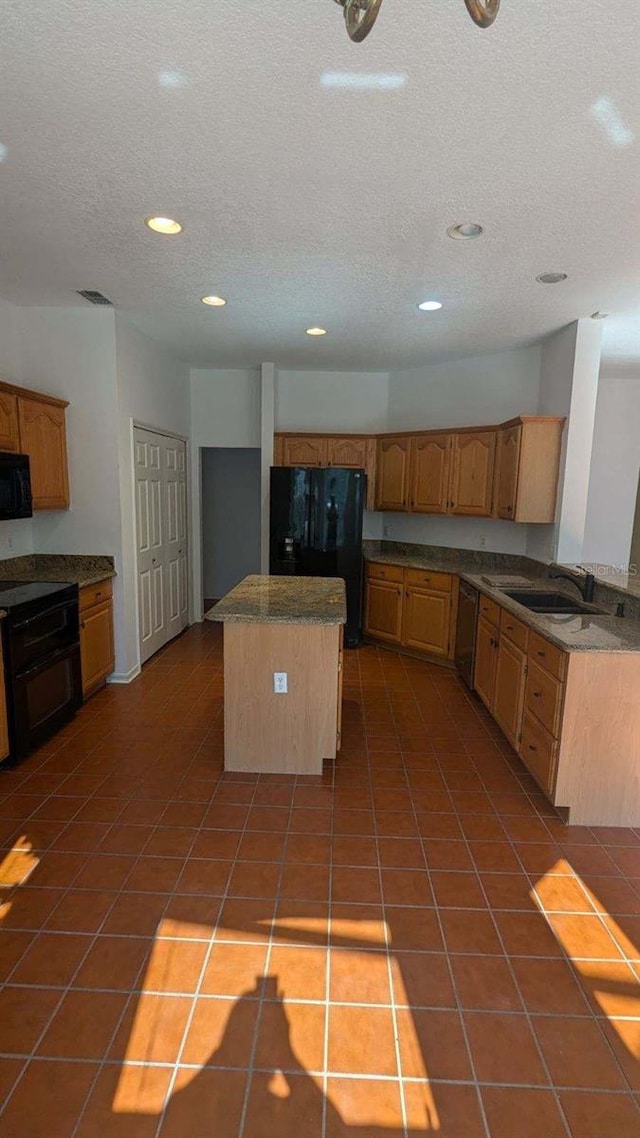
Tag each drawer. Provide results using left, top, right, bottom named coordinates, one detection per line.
left=525, top=659, right=564, bottom=738
left=405, top=568, right=452, bottom=593
left=478, top=595, right=500, bottom=627
left=519, top=711, right=557, bottom=795
left=79, top=577, right=113, bottom=612
left=366, top=562, right=404, bottom=584
left=528, top=630, right=567, bottom=680
left=499, top=609, right=529, bottom=652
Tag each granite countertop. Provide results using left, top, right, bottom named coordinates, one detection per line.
left=463, top=573, right=640, bottom=654
left=363, top=547, right=544, bottom=576
left=206, top=575, right=347, bottom=625
left=0, top=554, right=116, bottom=589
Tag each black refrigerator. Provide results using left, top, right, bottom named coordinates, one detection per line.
left=270, top=466, right=365, bottom=647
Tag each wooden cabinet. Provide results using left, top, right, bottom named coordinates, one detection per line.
left=493, top=635, right=527, bottom=747
left=494, top=424, right=521, bottom=520
left=364, top=578, right=403, bottom=643
left=17, top=397, right=69, bottom=509
left=0, top=393, right=20, bottom=452
left=376, top=436, right=410, bottom=510
left=494, top=417, right=565, bottom=523
left=327, top=436, right=368, bottom=468
left=450, top=431, right=496, bottom=517
left=0, top=636, right=9, bottom=762
left=79, top=579, right=115, bottom=699
left=409, top=433, right=451, bottom=514
left=519, top=712, right=557, bottom=795
left=365, top=562, right=457, bottom=661
left=474, top=616, right=498, bottom=709
left=274, top=433, right=377, bottom=509
left=273, top=416, right=564, bottom=523
left=403, top=586, right=452, bottom=657
left=282, top=435, right=327, bottom=467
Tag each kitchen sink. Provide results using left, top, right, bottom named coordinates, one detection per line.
left=501, top=590, right=607, bottom=615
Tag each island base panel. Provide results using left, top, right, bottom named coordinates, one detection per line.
left=223, top=622, right=341, bottom=774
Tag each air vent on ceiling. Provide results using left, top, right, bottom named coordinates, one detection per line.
left=76, top=290, right=113, bottom=306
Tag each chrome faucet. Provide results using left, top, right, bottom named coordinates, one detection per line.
left=549, top=566, right=596, bottom=603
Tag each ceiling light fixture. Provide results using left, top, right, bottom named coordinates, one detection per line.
left=418, top=300, right=443, bottom=312
left=306, top=327, right=328, bottom=336
left=201, top=295, right=227, bottom=307
left=145, top=216, right=183, bottom=235
left=447, top=222, right=484, bottom=240
left=590, top=311, right=609, bottom=320
left=331, top=0, right=500, bottom=43
left=536, top=272, right=568, bottom=285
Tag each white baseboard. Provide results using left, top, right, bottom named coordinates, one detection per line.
left=108, top=664, right=141, bottom=685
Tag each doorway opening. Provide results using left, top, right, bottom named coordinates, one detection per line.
left=134, top=426, right=189, bottom=665
left=201, top=447, right=261, bottom=612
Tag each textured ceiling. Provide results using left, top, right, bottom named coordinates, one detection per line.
left=0, top=0, right=638, bottom=369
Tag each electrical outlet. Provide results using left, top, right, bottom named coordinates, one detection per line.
left=273, top=672, right=288, bottom=694
left=479, top=535, right=487, bottom=548
left=383, top=523, right=390, bottom=538
left=7, top=536, right=14, bottom=551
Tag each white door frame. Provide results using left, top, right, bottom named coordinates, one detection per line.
left=131, top=420, right=191, bottom=667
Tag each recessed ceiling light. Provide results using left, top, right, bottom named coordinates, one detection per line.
left=417, top=300, right=443, bottom=311
left=536, top=272, right=568, bottom=285
left=145, top=216, right=183, bottom=235
left=201, top=295, right=227, bottom=307
left=447, top=222, right=484, bottom=240
left=590, top=311, right=609, bottom=320
left=306, top=327, right=328, bottom=336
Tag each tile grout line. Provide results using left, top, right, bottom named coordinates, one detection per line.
left=390, top=650, right=493, bottom=1138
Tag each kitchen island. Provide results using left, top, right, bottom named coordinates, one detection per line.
left=206, top=575, right=346, bottom=775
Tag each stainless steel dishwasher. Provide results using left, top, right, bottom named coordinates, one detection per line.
left=455, top=581, right=479, bottom=689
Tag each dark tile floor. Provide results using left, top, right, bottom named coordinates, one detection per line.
left=0, top=624, right=639, bottom=1136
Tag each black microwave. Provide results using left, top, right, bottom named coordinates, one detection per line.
left=0, top=453, right=33, bottom=520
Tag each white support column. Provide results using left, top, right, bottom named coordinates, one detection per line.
left=528, top=319, right=603, bottom=565
left=260, top=363, right=276, bottom=573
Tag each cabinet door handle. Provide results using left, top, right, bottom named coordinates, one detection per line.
left=528, top=744, right=537, bottom=752
left=532, top=690, right=542, bottom=699
left=536, top=650, right=546, bottom=657
left=505, top=624, right=513, bottom=631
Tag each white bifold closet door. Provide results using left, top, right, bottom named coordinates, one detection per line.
left=134, top=427, right=189, bottom=664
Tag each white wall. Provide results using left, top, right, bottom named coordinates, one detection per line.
left=21, top=309, right=121, bottom=566
left=276, top=370, right=390, bottom=434
left=0, top=297, right=34, bottom=557
left=115, top=314, right=190, bottom=678
left=381, top=346, right=542, bottom=554
left=201, top=448, right=262, bottom=599
left=387, top=347, right=541, bottom=431
left=189, top=368, right=261, bottom=620
left=191, top=368, right=261, bottom=449
left=583, top=374, right=640, bottom=568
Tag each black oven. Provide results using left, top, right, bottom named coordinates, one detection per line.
left=0, top=452, right=33, bottom=520
left=0, top=581, right=82, bottom=760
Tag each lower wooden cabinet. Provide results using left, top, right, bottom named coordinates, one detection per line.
left=79, top=580, right=115, bottom=698
left=493, top=635, right=527, bottom=747
left=403, top=586, right=452, bottom=657
left=364, top=578, right=403, bottom=643
left=0, top=636, right=9, bottom=762
left=474, top=617, right=498, bottom=709
left=364, top=562, right=457, bottom=661
left=519, top=711, right=557, bottom=795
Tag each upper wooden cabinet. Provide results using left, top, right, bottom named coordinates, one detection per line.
left=282, top=435, right=327, bottom=467
left=409, top=433, right=451, bottom=514
left=274, top=415, right=564, bottom=523
left=495, top=417, right=565, bottom=523
left=327, top=436, right=368, bottom=468
left=450, top=431, right=496, bottom=517
left=0, top=379, right=70, bottom=510
left=376, top=436, right=411, bottom=510
left=0, top=393, right=20, bottom=452
left=274, top=432, right=377, bottom=509
left=17, top=397, right=70, bottom=509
